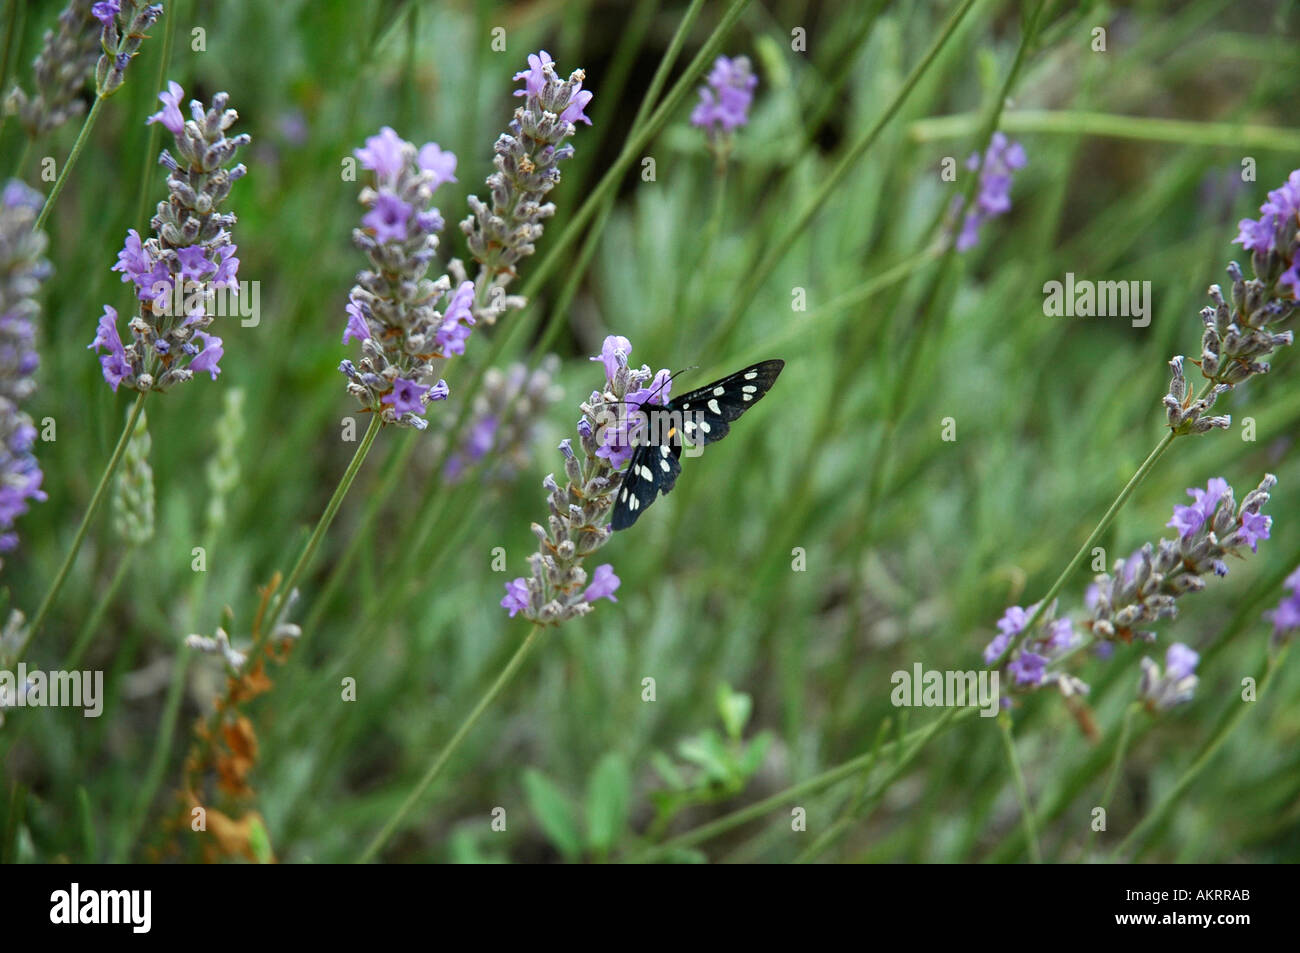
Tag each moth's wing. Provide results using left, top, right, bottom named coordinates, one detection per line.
left=671, top=359, right=784, bottom=448
left=611, top=442, right=682, bottom=531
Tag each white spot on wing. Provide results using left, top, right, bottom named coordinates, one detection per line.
left=713, top=386, right=725, bottom=396
left=700, top=421, right=711, bottom=434
left=744, top=371, right=758, bottom=380
left=708, top=399, right=721, bottom=414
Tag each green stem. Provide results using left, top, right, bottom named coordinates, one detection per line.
left=1100, top=701, right=1140, bottom=812
left=998, top=711, right=1042, bottom=863
left=359, top=623, right=545, bottom=862
left=301, top=429, right=415, bottom=635
left=1112, top=645, right=1288, bottom=861
left=909, top=109, right=1300, bottom=152
left=115, top=644, right=190, bottom=861
left=34, top=93, right=106, bottom=232
left=19, top=390, right=148, bottom=663
left=63, top=549, right=135, bottom=670
left=11, top=137, right=30, bottom=179
left=271, top=412, right=384, bottom=626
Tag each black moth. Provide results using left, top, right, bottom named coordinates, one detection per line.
left=610, top=359, right=785, bottom=531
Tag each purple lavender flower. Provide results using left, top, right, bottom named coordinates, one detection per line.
left=433, top=280, right=476, bottom=357
left=0, top=181, right=51, bottom=562
left=343, top=301, right=369, bottom=344
left=997, top=605, right=1029, bottom=637
left=1234, top=170, right=1300, bottom=260
left=1138, top=642, right=1200, bottom=711
left=501, top=578, right=531, bottom=618
left=381, top=378, right=431, bottom=416
left=88, top=305, right=131, bottom=390
left=189, top=332, right=223, bottom=380
left=1238, top=510, right=1271, bottom=552
left=513, top=51, right=550, bottom=96
left=92, top=1, right=121, bottom=27
left=417, top=143, right=458, bottom=188
left=145, top=79, right=185, bottom=134
left=462, top=51, right=592, bottom=326
left=951, top=132, right=1027, bottom=252
left=584, top=564, right=620, bottom=603
left=1165, top=643, right=1199, bottom=681
left=691, top=55, right=758, bottom=135
left=1167, top=476, right=1229, bottom=538
left=590, top=337, right=671, bottom=470
left=1046, top=618, right=1076, bottom=651
left=591, top=335, right=632, bottom=380
left=982, top=632, right=1010, bottom=666
left=342, top=127, right=459, bottom=428
left=361, top=193, right=414, bottom=244
left=92, top=86, right=248, bottom=392
left=354, top=126, right=408, bottom=181
left=1007, top=651, right=1047, bottom=686
left=175, top=244, right=214, bottom=281
left=1267, top=568, right=1300, bottom=645
left=437, top=357, right=563, bottom=485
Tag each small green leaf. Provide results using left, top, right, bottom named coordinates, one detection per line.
left=678, top=730, right=731, bottom=783
left=738, top=731, right=774, bottom=778
left=650, top=751, right=687, bottom=790
left=585, top=752, right=632, bottom=853
left=754, top=34, right=790, bottom=90
left=716, top=683, right=753, bottom=741
left=248, top=815, right=273, bottom=864
left=523, top=769, right=582, bottom=860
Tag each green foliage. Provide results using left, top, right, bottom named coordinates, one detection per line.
left=1, top=0, right=1299, bottom=864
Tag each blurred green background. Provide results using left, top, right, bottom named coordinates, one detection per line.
left=3, top=0, right=1300, bottom=863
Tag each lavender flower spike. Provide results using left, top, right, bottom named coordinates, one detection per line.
left=951, top=132, right=1027, bottom=252
left=458, top=50, right=592, bottom=328
left=0, top=182, right=51, bottom=562
left=691, top=55, right=758, bottom=136
left=1088, top=474, right=1274, bottom=644
left=340, top=126, right=460, bottom=429
left=436, top=356, right=563, bottom=483
left=93, top=0, right=164, bottom=97
left=500, top=334, right=666, bottom=625
left=91, top=86, right=249, bottom=392
left=985, top=473, right=1275, bottom=705
left=4, top=0, right=102, bottom=137
left=1185, top=169, right=1300, bottom=396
